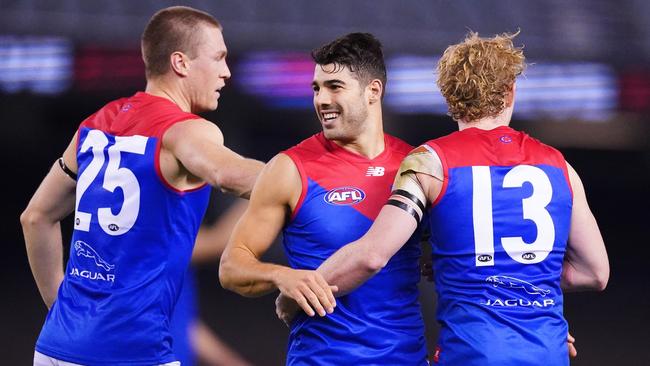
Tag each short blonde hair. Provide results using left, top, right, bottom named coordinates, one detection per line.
left=142, top=6, right=222, bottom=79
left=437, top=31, right=525, bottom=122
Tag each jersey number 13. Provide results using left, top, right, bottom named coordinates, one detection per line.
left=472, top=165, right=555, bottom=266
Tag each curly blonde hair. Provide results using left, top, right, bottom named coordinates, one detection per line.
left=437, top=31, right=525, bottom=122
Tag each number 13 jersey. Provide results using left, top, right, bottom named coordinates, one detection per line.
left=425, top=126, right=573, bottom=366
left=36, top=92, right=211, bottom=366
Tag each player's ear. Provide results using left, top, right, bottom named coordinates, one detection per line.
left=170, top=51, right=190, bottom=77
left=368, top=79, right=383, bottom=104
left=505, top=82, right=516, bottom=108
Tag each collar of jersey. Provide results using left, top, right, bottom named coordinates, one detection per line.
left=316, top=132, right=393, bottom=164
left=460, top=125, right=516, bottom=135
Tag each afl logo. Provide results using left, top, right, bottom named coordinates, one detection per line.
left=324, top=187, right=366, bottom=206
left=522, top=252, right=536, bottom=261
left=477, top=254, right=493, bottom=262
left=499, top=135, right=512, bottom=143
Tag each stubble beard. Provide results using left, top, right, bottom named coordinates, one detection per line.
left=323, top=106, right=368, bottom=143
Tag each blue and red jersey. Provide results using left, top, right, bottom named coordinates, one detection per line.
left=425, top=126, right=572, bottom=365
left=36, top=92, right=211, bottom=365
left=282, top=133, right=427, bottom=365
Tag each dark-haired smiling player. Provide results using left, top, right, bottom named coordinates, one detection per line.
left=219, top=33, right=428, bottom=365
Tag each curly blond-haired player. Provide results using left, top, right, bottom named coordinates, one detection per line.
left=305, top=31, right=609, bottom=365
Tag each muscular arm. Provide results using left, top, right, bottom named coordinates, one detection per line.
left=219, top=154, right=336, bottom=316
left=163, top=119, right=264, bottom=198
left=317, top=147, right=443, bottom=295
left=316, top=205, right=419, bottom=295
left=20, top=134, right=78, bottom=308
left=561, top=163, right=609, bottom=291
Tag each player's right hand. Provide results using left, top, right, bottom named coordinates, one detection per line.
left=568, top=332, right=577, bottom=358
left=274, top=268, right=338, bottom=317
left=275, top=292, right=299, bottom=327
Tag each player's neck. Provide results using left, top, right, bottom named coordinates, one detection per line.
left=145, top=79, right=191, bottom=113
left=457, top=106, right=513, bottom=131
left=333, top=115, right=385, bottom=159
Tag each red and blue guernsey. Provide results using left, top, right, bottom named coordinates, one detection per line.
left=282, top=133, right=427, bottom=365
left=36, top=92, right=211, bottom=365
left=425, top=126, right=572, bottom=365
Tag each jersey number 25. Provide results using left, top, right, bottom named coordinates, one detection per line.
left=74, top=129, right=147, bottom=236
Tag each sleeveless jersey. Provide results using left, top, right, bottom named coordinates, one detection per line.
left=425, top=126, right=572, bottom=366
left=36, top=92, right=211, bottom=365
left=282, top=133, right=427, bottom=365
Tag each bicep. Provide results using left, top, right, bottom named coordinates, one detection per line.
left=26, top=161, right=77, bottom=223
left=225, top=154, right=300, bottom=257
left=164, top=119, right=242, bottom=182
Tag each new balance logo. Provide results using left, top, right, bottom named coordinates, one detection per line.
left=366, top=166, right=385, bottom=176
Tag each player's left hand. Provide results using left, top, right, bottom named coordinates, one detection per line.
left=275, top=292, right=300, bottom=327
left=568, top=332, right=577, bottom=358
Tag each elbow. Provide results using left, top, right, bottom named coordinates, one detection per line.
left=562, top=263, right=609, bottom=292
left=594, top=268, right=609, bottom=291
left=218, top=255, right=251, bottom=297
left=218, top=256, right=237, bottom=292
left=20, top=206, right=44, bottom=231
left=212, top=171, right=247, bottom=198
left=363, top=252, right=388, bottom=274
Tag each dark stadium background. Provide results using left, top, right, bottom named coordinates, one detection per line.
left=1, top=1, right=648, bottom=365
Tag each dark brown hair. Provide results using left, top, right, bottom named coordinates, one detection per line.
left=311, top=33, right=387, bottom=98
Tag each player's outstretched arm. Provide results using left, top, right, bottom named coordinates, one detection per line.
left=317, top=147, right=442, bottom=295
left=164, top=119, right=264, bottom=198
left=219, top=154, right=336, bottom=317
left=562, top=162, right=609, bottom=291
left=317, top=205, right=419, bottom=295
left=21, top=134, right=78, bottom=308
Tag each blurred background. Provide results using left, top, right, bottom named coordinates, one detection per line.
left=2, top=0, right=649, bottom=365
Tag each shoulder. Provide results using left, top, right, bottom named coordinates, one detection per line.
left=518, top=130, right=567, bottom=165
left=79, top=97, right=129, bottom=130
left=251, top=153, right=301, bottom=202
left=283, top=133, right=326, bottom=161
left=399, top=144, right=444, bottom=180
left=425, top=130, right=465, bottom=148
left=164, top=118, right=224, bottom=146
left=385, top=134, right=414, bottom=155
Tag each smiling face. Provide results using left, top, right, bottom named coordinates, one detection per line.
left=312, top=63, right=370, bottom=143
left=185, top=24, right=231, bottom=113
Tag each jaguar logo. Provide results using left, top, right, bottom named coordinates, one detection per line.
left=74, top=240, right=115, bottom=271
left=485, top=275, right=550, bottom=297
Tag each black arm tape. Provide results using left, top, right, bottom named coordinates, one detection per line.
left=392, top=189, right=426, bottom=212
left=386, top=199, right=421, bottom=222
left=58, top=157, right=77, bottom=181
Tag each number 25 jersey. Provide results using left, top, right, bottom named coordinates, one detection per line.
left=36, top=92, right=211, bottom=366
left=425, top=126, right=572, bottom=366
